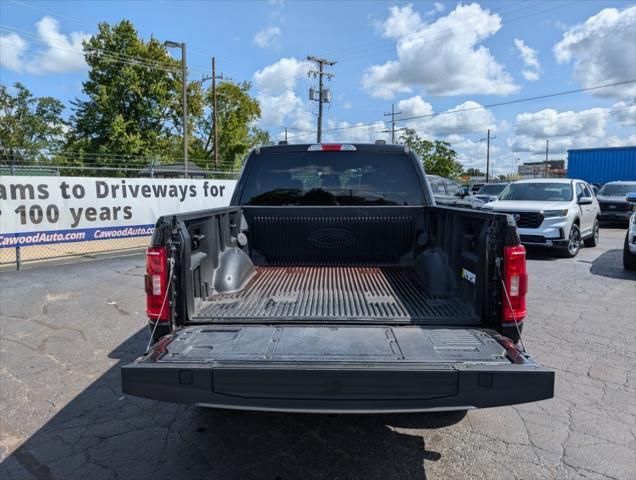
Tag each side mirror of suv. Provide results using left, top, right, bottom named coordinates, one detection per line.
left=626, top=193, right=636, bottom=203
left=578, top=196, right=593, bottom=205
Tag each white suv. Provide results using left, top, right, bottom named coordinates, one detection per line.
left=483, top=179, right=600, bottom=257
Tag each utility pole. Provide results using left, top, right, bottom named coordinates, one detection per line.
left=307, top=56, right=336, bottom=143
left=164, top=41, right=188, bottom=177
left=383, top=104, right=402, bottom=143
left=211, top=57, right=223, bottom=168
left=198, top=59, right=223, bottom=170
left=284, top=127, right=288, bottom=142
left=181, top=43, right=188, bottom=177
left=544, top=139, right=549, bottom=178
left=480, top=129, right=496, bottom=183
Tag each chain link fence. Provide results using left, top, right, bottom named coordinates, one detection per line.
left=1, top=159, right=239, bottom=269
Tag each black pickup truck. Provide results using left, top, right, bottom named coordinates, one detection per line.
left=121, top=143, right=553, bottom=413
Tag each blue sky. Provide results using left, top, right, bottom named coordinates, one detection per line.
left=1, top=0, right=635, bottom=175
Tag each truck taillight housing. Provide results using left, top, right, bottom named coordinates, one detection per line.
left=145, top=246, right=170, bottom=322
left=502, top=244, right=527, bottom=324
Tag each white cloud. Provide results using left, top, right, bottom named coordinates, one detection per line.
left=253, top=57, right=314, bottom=137
left=425, top=2, right=445, bottom=17
left=514, top=38, right=541, bottom=81
left=253, top=26, right=281, bottom=49
left=605, top=133, right=636, bottom=147
left=379, top=4, right=424, bottom=39
left=254, top=57, right=309, bottom=93
left=610, top=100, right=636, bottom=126
left=257, top=89, right=312, bottom=132
left=451, top=136, right=502, bottom=171
left=363, top=3, right=518, bottom=98
left=323, top=120, right=389, bottom=143
left=521, top=70, right=540, bottom=82
left=510, top=107, right=610, bottom=154
left=553, top=5, right=636, bottom=99
left=515, top=108, right=609, bottom=138
left=28, top=16, right=89, bottom=74
left=0, top=33, right=28, bottom=72
left=0, top=17, right=89, bottom=74
left=396, top=96, right=496, bottom=136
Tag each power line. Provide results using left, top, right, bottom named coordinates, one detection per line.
left=284, top=106, right=633, bottom=144
left=7, top=0, right=237, bottom=67
left=246, top=1, right=568, bottom=99
left=0, top=24, right=211, bottom=74
left=285, top=79, right=636, bottom=140
left=8, top=0, right=93, bottom=27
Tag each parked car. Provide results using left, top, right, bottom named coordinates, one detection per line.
left=473, top=183, right=510, bottom=208
left=428, top=175, right=477, bottom=208
left=471, top=183, right=485, bottom=194
left=596, top=181, right=636, bottom=225
left=623, top=193, right=636, bottom=270
left=482, top=179, right=600, bottom=257
left=122, top=143, right=553, bottom=413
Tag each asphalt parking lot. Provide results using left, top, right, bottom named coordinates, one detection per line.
left=1, top=228, right=635, bottom=480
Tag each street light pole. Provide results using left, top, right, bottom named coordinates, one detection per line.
left=164, top=40, right=188, bottom=177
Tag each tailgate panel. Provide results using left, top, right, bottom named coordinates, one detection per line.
left=147, top=325, right=511, bottom=363
left=121, top=325, right=554, bottom=412
left=213, top=369, right=458, bottom=400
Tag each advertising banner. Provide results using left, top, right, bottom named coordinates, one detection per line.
left=0, top=176, right=236, bottom=248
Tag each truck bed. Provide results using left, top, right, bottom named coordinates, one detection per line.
left=193, top=266, right=479, bottom=324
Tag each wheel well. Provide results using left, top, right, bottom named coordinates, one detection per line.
left=573, top=218, right=580, bottom=226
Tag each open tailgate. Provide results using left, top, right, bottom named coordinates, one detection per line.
left=122, top=325, right=553, bottom=413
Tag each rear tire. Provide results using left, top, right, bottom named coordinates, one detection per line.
left=561, top=224, right=581, bottom=258
left=583, top=219, right=599, bottom=247
left=624, top=234, right=636, bottom=270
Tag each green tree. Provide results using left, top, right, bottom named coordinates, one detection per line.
left=66, top=20, right=203, bottom=171
left=194, top=80, right=269, bottom=172
left=0, top=83, right=66, bottom=165
left=400, top=128, right=464, bottom=178
left=464, top=167, right=485, bottom=176
left=399, top=128, right=463, bottom=178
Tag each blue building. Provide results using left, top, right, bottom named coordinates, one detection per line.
left=567, top=146, right=636, bottom=185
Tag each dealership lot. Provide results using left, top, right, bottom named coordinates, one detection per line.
left=0, top=228, right=634, bottom=480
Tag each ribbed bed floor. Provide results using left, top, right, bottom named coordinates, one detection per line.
left=194, top=266, right=478, bottom=324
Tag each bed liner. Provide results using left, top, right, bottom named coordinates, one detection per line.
left=193, top=266, right=479, bottom=324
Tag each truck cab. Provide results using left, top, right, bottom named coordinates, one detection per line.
left=122, top=143, right=554, bottom=413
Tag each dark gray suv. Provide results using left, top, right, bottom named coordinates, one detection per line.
left=597, top=181, right=636, bottom=225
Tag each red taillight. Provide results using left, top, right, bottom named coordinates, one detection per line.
left=307, top=144, right=357, bottom=151
left=145, top=246, right=169, bottom=322
left=502, top=244, right=527, bottom=324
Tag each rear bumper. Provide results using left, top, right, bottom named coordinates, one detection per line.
left=600, top=211, right=631, bottom=223
left=121, top=360, right=554, bottom=413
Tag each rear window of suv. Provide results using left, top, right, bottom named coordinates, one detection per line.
left=239, top=150, right=425, bottom=206
left=598, top=183, right=636, bottom=196
left=499, top=182, right=573, bottom=201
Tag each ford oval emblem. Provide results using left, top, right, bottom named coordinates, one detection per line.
left=308, top=228, right=356, bottom=248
